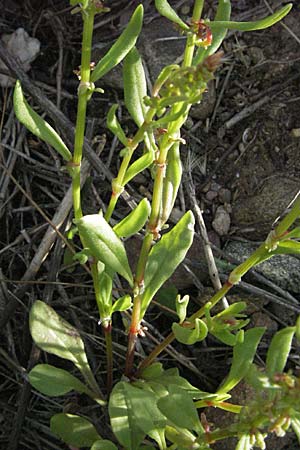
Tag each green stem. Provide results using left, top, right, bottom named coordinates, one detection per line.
left=104, top=324, right=113, bottom=394
left=182, top=0, right=204, bottom=67
left=72, top=7, right=95, bottom=220
left=105, top=108, right=156, bottom=222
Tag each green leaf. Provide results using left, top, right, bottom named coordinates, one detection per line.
left=296, top=316, right=300, bottom=341
left=123, top=47, right=147, bottom=127
left=141, top=211, right=195, bottom=318
left=155, top=0, right=189, bottom=31
left=50, top=414, right=101, bottom=448
left=111, top=294, right=132, bottom=313
left=172, top=318, right=208, bottom=345
left=160, top=142, right=182, bottom=226
left=107, top=104, right=128, bottom=147
left=14, top=81, right=72, bottom=162
left=109, top=382, right=166, bottom=450
left=208, top=4, right=292, bottom=32
left=140, top=362, right=164, bottom=380
left=175, top=294, right=189, bottom=323
left=217, top=328, right=265, bottom=394
left=123, top=149, right=155, bottom=185
left=75, top=214, right=133, bottom=286
left=28, top=364, right=93, bottom=397
left=29, top=301, right=103, bottom=400
left=157, top=386, right=202, bottom=432
left=235, top=434, right=251, bottom=450
left=30, top=301, right=90, bottom=369
left=291, top=414, right=300, bottom=444
left=95, top=269, right=113, bottom=320
left=91, top=5, right=144, bottom=82
left=91, top=440, right=118, bottom=450
left=113, top=198, right=151, bottom=238
left=266, top=326, right=295, bottom=377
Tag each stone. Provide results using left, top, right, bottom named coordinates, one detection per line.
left=0, top=28, right=40, bottom=87
left=232, top=176, right=300, bottom=239
left=225, top=240, right=300, bottom=294
left=212, top=206, right=231, bottom=236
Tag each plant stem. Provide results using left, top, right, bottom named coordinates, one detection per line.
left=72, top=7, right=95, bottom=220
left=137, top=283, right=231, bottom=374
left=125, top=0, right=205, bottom=376
left=105, top=108, right=156, bottom=222
left=104, top=323, right=113, bottom=394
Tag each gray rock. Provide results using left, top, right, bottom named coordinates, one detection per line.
left=225, top=240, right=300, bottom=294
left=212, top=205, right=231, bottom=236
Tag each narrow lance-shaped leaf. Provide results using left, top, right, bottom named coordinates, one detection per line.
left=111, top=295, right=132, bottom=314
left=207, top=4, right=292, bottom=32
left=91, top=5, right=144, bottom=82
left=123, top=46, right=147, bottom=127
left=217, top=327, right=265, bottom=394
left=75, top=214, right=133, bottom=286
left=95, top=268, right=113, bottom=320
left=160, top=141, right=182, bottom=226
left=266, top=326, right=295, bottom=377
left=107, top=104, right=128, bottom=147
left=155, top=0, right=189, bottom=31
left=123, top=149, right=155, bottom=185
left=28, top=364, right=95, bottom=398
left=29, top=301, right=103, bottom=400
left=14, top=81, right=72, bottom=162
left=141, top=211, right=195, bottom=318
left=50, top=414, right=101, bottom=448
left=113, top=198, right=151, bottom=238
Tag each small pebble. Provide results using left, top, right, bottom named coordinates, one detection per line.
left=291, top=128, right=300, bottom=138
left=212, top=205, right=231, bottom=236
left=206, top=190, right=218, bottom=202
left=218, top=188, right=232, bottom=204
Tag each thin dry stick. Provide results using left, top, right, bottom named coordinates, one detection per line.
left=186, top=159, right=229, bottom=308
left=0, top=158, right=92, bottom=328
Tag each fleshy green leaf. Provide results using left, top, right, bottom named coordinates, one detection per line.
left=140, top=362, right=164, bottom=380
left=175, top=294, right=189, bottom=323
left=157, top=386, right=202, bottom=432
left=141, top=211, right=195, bottom=318
left=172, top=318, right=208, bottom=345
left=123, top=47, right=147, bottom=127
left=235, top=434, right=251, bottom=450
left=266, top=326, right=295, bottom=377
left=292, top=414, right=300, bottom=444
left=50, top=414, right=101, bottom=448
left=296, top=316, right=300, bottom=341
left=29, top=301, right=103, bottom=400
left=111, top=295, right=132, bottom=313
left=109, top=382, right=166, bottom=450
left=28, top=364, right=93, bottom=397
left=113, top=198, right=151, bottom=238
left=76, top=214, right=133, bottom=286
left=217, top=328, right=265, bottom=394
left=123, top=149, right=155, bottom=185
left=95, top=269, right=113, bottom=320
left=14, top=81, right=72, bottom=162
left=155, top=0, right=189, bottom=31
left=107, top=104, right=128, bottom=147
left=160, top=142, right=182, bottom=226
left=91, top=5, right=144, bottom=82
left=91, top=440, right=118, bottom=450
left=208, top=4, right=292, bottom=32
